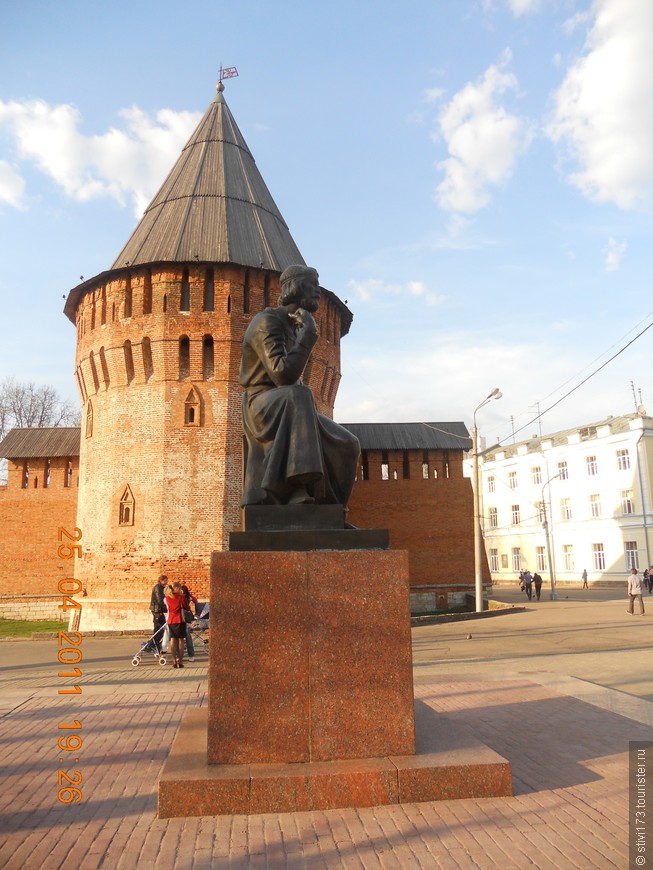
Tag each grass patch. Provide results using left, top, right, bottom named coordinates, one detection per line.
left=0, top=618, right=66, bottom=638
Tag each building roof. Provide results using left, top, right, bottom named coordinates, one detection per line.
left=342, top=422, right=471, bottom=451
left=481, top=411, right=652, bottom=461
left=112, top=82, right=304, bottom=273
left=0, top=428, right=81, bottom=459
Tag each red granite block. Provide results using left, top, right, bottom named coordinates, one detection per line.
left=390, top=701, right=513, bottom=803
left=307, top=550, right=416, bottom=760
left=208, top=550, right=310, bottom=764
left=208, top=549, right=415, bottom=765
left=249, top=757, right=399, bottom=814
left=159, top=708, right=250, bottom=818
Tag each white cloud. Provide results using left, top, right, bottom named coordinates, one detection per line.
left=348, top=277, right=445, bottom=306
left=508, top=0, right=542, bottom=16
left=548, top=0, right=653, bottom=210
left=433, top=50, right=532, bottom=213
left=0, top=160, right=26, bottom=208
left=0, top=99, right=201, bottom=216
left=604, top=236, right=626, bottom=272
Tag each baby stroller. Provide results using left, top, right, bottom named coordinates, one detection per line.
left=131, top=622, right=168, bottom=667
left=189, top=603, right=210, bottom=653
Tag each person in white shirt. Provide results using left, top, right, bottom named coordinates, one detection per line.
left=627, top=568, right=645, bottom=615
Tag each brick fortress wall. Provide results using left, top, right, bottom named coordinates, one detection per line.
left=72, top=264, right=344, bottom=627
left=346, top=447, right=489, bottom=612
left=0, top=456, right=78, bottom=617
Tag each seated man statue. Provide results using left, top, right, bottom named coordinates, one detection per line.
left=239, top=265, right=360, bottom=508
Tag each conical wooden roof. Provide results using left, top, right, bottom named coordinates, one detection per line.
left=111, top=83, right=305, bottom=271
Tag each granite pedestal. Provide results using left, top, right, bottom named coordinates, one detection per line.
left=158, top=527, right=513, bottom=816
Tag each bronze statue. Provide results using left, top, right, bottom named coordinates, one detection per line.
left=239, top=265, right=360, bottom=507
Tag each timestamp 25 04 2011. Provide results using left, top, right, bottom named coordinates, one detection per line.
left=56, top=525, right=84, bottom=804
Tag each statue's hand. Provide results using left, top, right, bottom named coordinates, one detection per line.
left=288, top=308, right=317, bottom=333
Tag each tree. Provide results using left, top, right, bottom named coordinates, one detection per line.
left=0, top=378, right=81, bottom=441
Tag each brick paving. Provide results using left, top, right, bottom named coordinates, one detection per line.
left=0, top=597, right=649, bottom=868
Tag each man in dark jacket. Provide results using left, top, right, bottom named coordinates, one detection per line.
left=148, top=574, right=168, bottom=652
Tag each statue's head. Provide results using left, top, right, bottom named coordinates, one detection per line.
left=279, top=265, right=320, bottom=311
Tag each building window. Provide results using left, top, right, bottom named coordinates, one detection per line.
left=536, top=546, right=547, bottom=572
left=85, top=401, right=93, bottom=438
left=563, top=544, right=574, bottom=571
left=616, top=449, right=630, bottom=471
left=143, top=269, right=152, bottom=315
left=381, top=450, right=389, bottom=481
left=489, top=549, right=499, bottom=572
left=263, top=273, right=270, bottom=308
left=488, top=507, right=498, bottom=529
left=557, top=461, right=568, bottom=480
left=532, top=466, right=542, bottom=485
left=592, top=543, right=605, bottom=571
left=203, top=268, right=214, bottom=312
left=487, top=475, right=495, bottom=493
left=537, top=501, right=546, bottom=523
left=586, top=455, right=598, bottom=476
left=119, top=486, right=135, bottom=526
left=560, top=497, right=572, bottom=521
left=22, top=461, right=29, bottom=489
left=422, top=451, right=429, bottom=480
left=65, top=461, right=73, bottom=488
left=202, top=335, right=214, bottom=380
left=511, top=504, right=521, bottom=525
left=101, top=287, right=107, bottom=324
left=511, top=547, right=521, bottom=572
left=621, top=490, right=635, bottom=515
left=508, top=471, right=518, bottom=489
left=180, top=268, right=190, bottom=312
left=402, top=450, right=410, bottom=480
left=44, top=459, right=51, bottom=488
left=589, top=494, right=601, bottom=518
left=625, top=541, right=639, bottom=570
left=179, top=336, right=190, bottom=380
left=361, top=451, right=369, bottom=481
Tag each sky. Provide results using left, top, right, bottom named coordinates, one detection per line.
left=1, top=0, right=652, bottom=448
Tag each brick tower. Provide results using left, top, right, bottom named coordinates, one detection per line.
left=64, top=82, right=352, bottom=630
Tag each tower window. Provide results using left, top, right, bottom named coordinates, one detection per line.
left=99, top=346, right=110, bottom=388
left=124, top=341, right=135, bottom=384
left=180, top=268, right=190, bottom=312
left=124, top=274, right=132, bottom=318
left=204, top=268, right=214, bottom=312
left=143, top=270, right=152, bottom=315
left=202, top=335, right=214, bottom=380
left=184, top=388, right=201, bottom=426
left=119, top=485, right=135, bottom=526
left=179, top=336, right=190, bottom=380
left=101, top=287, right=107, bottom=325
left=85, top=401, right=93, bottom=438
left=89, top=351, right=100, bottom=393
left=142, top=337, right=154, bottom=381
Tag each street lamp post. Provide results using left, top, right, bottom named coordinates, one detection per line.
left=472, top=388, right=502, bottom=613
left=541, top=473, right=561, bottom=601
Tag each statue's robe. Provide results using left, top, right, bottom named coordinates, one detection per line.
left=239, top=307, right=360, bottom=506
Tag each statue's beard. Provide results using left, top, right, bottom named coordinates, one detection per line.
left=300, top=295, right=320, bottom=313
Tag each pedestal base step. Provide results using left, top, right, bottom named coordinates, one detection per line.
left=158, top=701, right=512, bottom=818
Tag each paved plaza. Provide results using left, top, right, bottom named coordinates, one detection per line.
left=0, top=586, right=651, bottom=868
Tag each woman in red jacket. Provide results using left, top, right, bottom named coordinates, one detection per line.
left=165, top=582, right=187, bottom=668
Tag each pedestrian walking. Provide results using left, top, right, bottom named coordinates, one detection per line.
left=644, top=567, right=652, bottom=594
left=627, top=568, right=645, bottom=615
left=533, top=572, right=543, bottom=601
left=581, top=569, right=588, bottom=589
left=165, top=581, right=188, bottom=668
left=522, top=570, right=533, bottom=601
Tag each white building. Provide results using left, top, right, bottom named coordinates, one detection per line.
left=475, top=412, right=653, bottom=587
